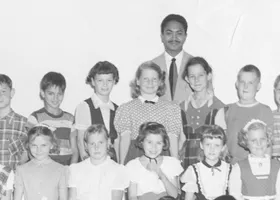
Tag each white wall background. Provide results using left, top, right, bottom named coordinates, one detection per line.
left=1, top=0, right=280, bottom=117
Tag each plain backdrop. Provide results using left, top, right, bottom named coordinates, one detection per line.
left=1, top=0, right=280, bottom=117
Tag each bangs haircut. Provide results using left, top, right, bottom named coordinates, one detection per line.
left=182, top=56, right=212, bottom=79
left=161, top=14, right=188, bottom=34
left=200, top=125, right=227, bottom=145
left=40, top=72, right=66, bottom=92
left=26, top=125, right=58, bottom=151
left=85, top=61, right=119, bottom=87
left=237, top=64, right=261, bottom=81
left=135, top=122, right=170, bottom=151
left=130, top=61, right=166, bottom=98
left=0, top=74, right=13, bottom=89
left=84, top=124, right=109, bottom=143
left=238, top=121, right=272, bottom=150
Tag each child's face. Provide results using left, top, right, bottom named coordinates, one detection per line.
left=186, top=64, right=211, bottom=93
left=137, top=69, right=160, bottom=96
left=274, top=81, right=280, bottom=106
left=91, top=74, right=115, bottom=97
left=142, top=133, right=164, bottom=158
left=41, top=86, right=64, bottom=110
left=200, top=138, right=224, bottom=164
left=29, top=135, right=53, bottom=161
left=236, top=72, right=260, bottom=104
left=247, top=128, right=268, bottom=157
left=0, top=83, right=14, bottom=110
left=86, top=132, right=108, bottom=160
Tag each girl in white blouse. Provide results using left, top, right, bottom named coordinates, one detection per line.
left=126, top=122, right=183, bottom=200
left=229, top=119, right=280, bottom=200
left=181, top=125, right=232, bottom=200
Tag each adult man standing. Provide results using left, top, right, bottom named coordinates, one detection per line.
left=153, top=14, right=192, bottom=104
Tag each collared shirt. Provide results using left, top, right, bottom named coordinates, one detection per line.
left=0, top=109, right=27, bottom=169
left=164, top=51, right=183, bottom=74
left=68, top=156, right=129, bottom=200
left=138, top=96, right=159, bottom=104
left=74, top=93, right=115, bottom=131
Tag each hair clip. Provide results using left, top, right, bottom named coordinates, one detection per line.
left=34, top=123, right=56, bottom=132
left=243, top=119, right=266, bottom=131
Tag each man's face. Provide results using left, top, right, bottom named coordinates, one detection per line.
left=0, top=83, right=14, bottom=110
left=161, top=20, right=187, bottom=56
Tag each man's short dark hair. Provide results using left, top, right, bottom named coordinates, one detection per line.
left=161, top=14, right=188, bottom=34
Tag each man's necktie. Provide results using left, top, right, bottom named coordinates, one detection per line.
left=169, top=58, right=178, bottom=100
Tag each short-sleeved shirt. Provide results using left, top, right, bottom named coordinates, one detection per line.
left=74, top=93, right=115, bottom=131
left=272, top=110, right=280, bottom=156
left=27, top=108, right=75, bottom=165
left=126, top=156, right=183, bottom=196
left=15, top=158, right=67, bottom=200
left=0, top=109, right=27, bottom=169
left=68, top=156, right=129, bottom=200
left=181, top=160, right=231, bottom=200
left=114, top=97, right=183, bottom=139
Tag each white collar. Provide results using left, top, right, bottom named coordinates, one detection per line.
left=184, top=90, right=214, bottom=110
left=91, top=93, right=115, bottom=110
left=138, top=95, right=159, bottom=103
left=164, top=50, right=183, bottom=63
left=248, top=154, right=270, bottom=163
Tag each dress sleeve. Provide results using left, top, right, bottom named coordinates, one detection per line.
left=114, top=104, right=131, bottom=135
left=180, top=165, right=198, bottom=193
left=14, top=166, right=24, bottom=189
left=68, top=164, right=77, bottom=188
left=215, top=108, right=227, bottom=130
left=125, top=160, right=138, bottom=183
left=229, top=163, right=242, bottom=200
left=58, top=166, right=68, bottom=190
left=74, top=102, right=92, bottom=131
left=167, top=105, right=183, bottom=137
left=112, top=165, right=130, bottom=190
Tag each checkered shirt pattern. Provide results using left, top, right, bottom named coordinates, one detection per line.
left=0, top=110, right=27, bottom=169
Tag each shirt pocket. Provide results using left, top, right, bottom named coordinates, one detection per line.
left=8, top=137, right=23, bottom=156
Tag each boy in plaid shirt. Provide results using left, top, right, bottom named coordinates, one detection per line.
left=0, top=74, right=28, bottom=170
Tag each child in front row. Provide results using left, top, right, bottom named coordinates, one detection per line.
left=0, top=164, right=14, bottom=200
left=75, top=61, right=119, bottom=162
left=126, top=122, right=183, bottom=200
left=215, top=65, right=273, bottom=164
left=115, top=61, right=184, bottom=164
left=229, top=119, right=280, bottom=200
left=68, top=124, right=129, bottom=200
left=27, top=72, right=78, bottom=165
left=14, top=125, right=68, bottom=200
left=272, top=75, right=280, bottom=158
left=181, top=125, right=232, bottom=200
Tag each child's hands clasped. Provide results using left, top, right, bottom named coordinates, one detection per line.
left=146, top=160, right=164, bottom=179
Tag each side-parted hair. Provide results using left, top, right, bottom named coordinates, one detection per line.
left=237, top=64, right=261, bottom=81
left=159, top=196, right=177, bottom=200
left=135, top=122, right=170, bottom=151
left=161, top=14, right=188, bottom=34
left=85, top=61, right=119, bottom=88
left=40, top=72, right=66, bottom=92
left=84, top=124, right=109, bottom=143
left=238, top=120, right=272, bottom=150
left=182, top=56, right=213, bottom=79
left=274, top=74, right=280, bottom=89
left=214, top=195, right=236, bottom=200
left=26, top=125, right=58, bottom=152
left=0, top=74, right=12, bottom=89
left=198, top=125, right=229, bottom=161
left=130, top=61, right=166, bottom=98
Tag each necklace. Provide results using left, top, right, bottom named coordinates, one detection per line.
left=143, top=154, right=159, bottom=164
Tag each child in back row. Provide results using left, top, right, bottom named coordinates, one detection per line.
left=181, top=125, right=232, bottom=200
left=75, top=61, right=119, bottom=162
left=229, top=119, right=280, bottom=200
left=0, top=74, right=28, bottom=170
left=27, top=72, right=78, bottom=165
left=126, top=122, right=183, bottom=200
left=115, top=61, right=184, bottom=164
left=68, top=124, right=129, bottom=200
left=14, top=125, right=67, bottom=200
left=180, top=57, right=224, bottom=169
left=215, top=65, right=273, bottom=164
left=272, top=75, right=280, bottom=158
